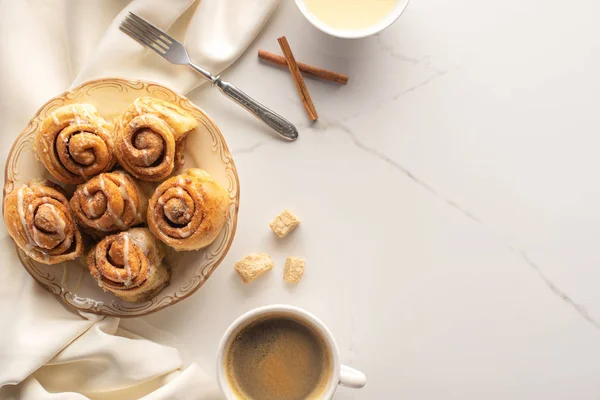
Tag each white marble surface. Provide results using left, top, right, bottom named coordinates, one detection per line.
left=135, top=1, right=600, bottom=398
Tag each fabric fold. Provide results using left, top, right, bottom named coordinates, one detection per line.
left=0, top=0, right=279, bottom=398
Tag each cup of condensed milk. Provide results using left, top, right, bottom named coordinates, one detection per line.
left=295, top=0, right=410, bottom=39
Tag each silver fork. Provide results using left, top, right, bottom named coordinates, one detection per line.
left=120, top=12, right=298, bottom=141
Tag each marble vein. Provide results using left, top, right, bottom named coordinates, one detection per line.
left=512, top=247, right=600, bottom=330
left=231, top=142, right=267, bottom=155
left=345, top=68, right=449, bottom=124
left=236, top=121, right=599, bottom=330
left=392, top=70, right=449, bottom=100
left=321, top=119, right=600, bottom=331
left=331, top=120, right=481, bottom=223
left=374, top=35, right=450, bottom=101
left=376, top=35, right=421, bottom=65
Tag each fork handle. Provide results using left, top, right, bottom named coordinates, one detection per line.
left=215, top=80, right=298, bottom=141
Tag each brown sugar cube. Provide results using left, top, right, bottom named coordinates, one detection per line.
left=284, top=257, right=305, bottom=283
left=269, top=209, right=300, bottom=238
left=234, top=253, right=274, bottom=283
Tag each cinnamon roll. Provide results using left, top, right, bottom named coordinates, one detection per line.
left=114, top=97, right=198, bottom=181
left=3, top=179, right=83, bottom=265
left=70, top=171, right=147, bottom=234
left=147, top=168, right=230, bottom=251
left=87, top=228, right=170, bottom=302
left=36, top=104, right=116, bottom=184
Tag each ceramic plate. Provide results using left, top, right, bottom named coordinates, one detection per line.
left=3, top=78, right=239, bottom=317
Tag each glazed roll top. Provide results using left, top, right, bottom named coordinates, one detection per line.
left=147, top=168, right=230, bottom=251
left=87, top=228, right=170, bottom=302
left=70, top=171, right=147, bottom=234
left=114, top=97, right=198, bottom=181
left=36, top=104, right=115, bottom=184
left=3, top=179, right=83, bottom=264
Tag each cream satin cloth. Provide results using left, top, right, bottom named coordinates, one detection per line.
left=0, top=0, right=279, bottom=398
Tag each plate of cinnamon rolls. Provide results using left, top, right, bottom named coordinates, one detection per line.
left=3, top=78, right=239, bottom=317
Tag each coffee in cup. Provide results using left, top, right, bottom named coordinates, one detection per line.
left=225, top=316, right=332, bottom=400
left=217, top=305, right=366, bottom=400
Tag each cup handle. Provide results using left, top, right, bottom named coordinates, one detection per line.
left=339, top=364, right=367, bottom=388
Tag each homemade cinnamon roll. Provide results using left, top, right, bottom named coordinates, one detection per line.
left=114, top=97, right=198, bottom=181
left=3, top=179, right=83, bottom=264
left=36, top=104, right=115, bottom=184
left=147, top=168, right=230, bottom=251
left=87, top=228, right=170, bottom=302
left=70, top=171, right=147, bottom=234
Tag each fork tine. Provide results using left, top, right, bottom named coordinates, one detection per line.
left=127, top=12, right=175, bottom=45
left=122, top=17, right=169, bottom=50
left=119, top=24, right=167, bottom=55
left=119, top=24, right=152, bottom=47
left=121, top=22, right=165, bottom=52
left=123, top=16, right=169, bottom=49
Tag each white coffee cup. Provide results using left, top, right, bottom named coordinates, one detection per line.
left=216, top=304, right=366, bottom=399
left=294, top=0, right=411, bottom=39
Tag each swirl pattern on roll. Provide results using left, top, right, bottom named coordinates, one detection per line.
left=3, top=180, right=83, bottom=265
left=87, top=228, right=170, bottom=302
left=147, top=168, right=230, bottom=251
left=70, top=171, right=147, bottom=234
left=36, top=104, right=115, bottom=184
left=114, top=97, right=198, bottom=181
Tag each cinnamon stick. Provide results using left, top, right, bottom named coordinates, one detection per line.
left=258, top=49, right=349, bottom=85
left=277, top=36, right=318, bottom=121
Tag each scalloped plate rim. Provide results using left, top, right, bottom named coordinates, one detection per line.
left=2, top=77, right=240, bottom=318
